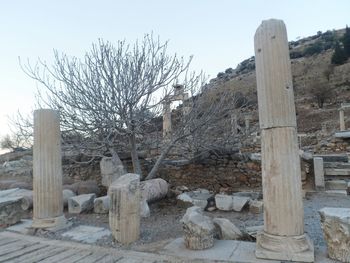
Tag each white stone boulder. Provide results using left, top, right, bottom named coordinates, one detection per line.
left=181, top=206, right=215, bottom=250
left=213, top=218, right=243, bottom=240
left=68, top=193, right=96, bottom=214
left=0, top=196, right=24, bottom=226
left=232, top=196, right=250, bottom=212
left=94, top=196, right=110, bottom=214
left=215, top=194, right=233, bottom=211
left=319, top=207, right=350, bottom=263
left=140, top=178, right=168, bottom=203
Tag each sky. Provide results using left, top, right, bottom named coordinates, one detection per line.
left=0, top=0, right=349, bottom=142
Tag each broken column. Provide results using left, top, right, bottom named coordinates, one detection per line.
left=254, top=19, right=314, bottom=261
left=340, top=108, right=345, bottom=131
left=162, top=101, right=172, bottom=139
left=32, top=109, right=67, bottom=229
left=319, top=207, right=350, bottom=262
left=313, top=157, right=325, bottom=191
left=100, top=156, right=126, bottom=187
left=109, top=173, right=140, bottom=244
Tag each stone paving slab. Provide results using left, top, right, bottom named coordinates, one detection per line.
left=0, top=231, right=337, bottom=262
left=61, top=225, right=111, bottom=243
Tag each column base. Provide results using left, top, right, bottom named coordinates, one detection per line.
left=256, top=231, right=314, bottom=262
left=32, top=215, right=70, bottom=231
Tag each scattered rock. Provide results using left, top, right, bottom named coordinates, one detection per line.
left=75, top=181, right=100, bottom=196
left=68, top=193, right=96, bottom=214
left=9, top=181, right=32, bottom=190
left=63, top=189, right=76, bottom=208
left=204, top=196, right=216, bottom=212
left=249, top=200, right=264, bottom=214
left=213, top=218, right=243, bottom=240
left=232, top=196, right=250, bottom=212
left=177, top=192, right=193, bottom=203
left=140, top=178, right=168, bottom=203
left=140, top=199, right=150, bottom=218
left=319, top=207, right=350, bottom=262
left=215, top=194, right=233, bottom=211
left=93, top=196, right=110, bottom=214
left=245, top=225, right=264, bottom=239
left=181, top=206, right=215, bottom=250
left=0, top=196, right=24, bottom=226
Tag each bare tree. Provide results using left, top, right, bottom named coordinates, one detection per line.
left=20, top=34, right=203, bottom=178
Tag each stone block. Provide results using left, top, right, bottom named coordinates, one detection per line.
left=319, top=207, right=350, bottom=262
left=93, top=196, right=110, bottom=214
left=63, top=189, right=76, bottom=208
left=181, top=206, right=215, bottom=250
left=232, top=196, right=250, bottom=212
left=249, top=200, right=264, bottom=214
left=325, top=190, right=348, bottom=196
left=68, top=194, right=96, bottom=214
left=213, top=218, right=243, bottom=240
left=140, top=178, right=168, bottom=203
left=109, top=173, right=140, bottom=245
left=313, top=157, right=325, bottom=191
left=325, top=180, right=348, bottom=190
left=0, top=196, right=24, bottom=226
left=215, top=194, right=233, bottom=211
left=100, top=157, right=125, bottom=187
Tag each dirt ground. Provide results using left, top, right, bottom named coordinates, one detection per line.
left=26, top=191, right=350, bottom=252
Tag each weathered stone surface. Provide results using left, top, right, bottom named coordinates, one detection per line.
left=325, top=180, right=348, bottom=190
left=249, top=200, right=264, bottom=214
left=100, top=157, right=125, bottom=187
left=319, top=207, right=350, bottom=263
left=177, top=193, right=193, bottom=203
left=61, top=225, right=111, bottom=244
left=215, top=194, right=233, bottom=211
left=140, top=199, right=150, bottom=218
left=181, top=206, right=215, bottom=250
left=245, top=225, right=264, bottom=239
left=233, top=191, right=262, bottom=200
left=109, top=173, right=140, bottom=245
left=325, top=190, right=348, bottom=195
left=93, top=195, right=110, bottom=214
left=191, top=193, right=212, bottom=209
left=32, top=109, right=67, bottom=229
left=254, top=19, right=314, bottom=261
left=232, top=196, right=250, bottom=212
left=313, top=157, right=325, bottom=191
left=63, top=189, right=76, bottom=208
left=68, top=193, right=96, bottom=214
left=140, top=178, right=168, bottom=203
left=74, top=180, right=100, bottom=196
left=213, top=218, right=243, bottom=240
left=1, top=188, right=33, bottom=211
left=0, top=196, right=24, bottom=226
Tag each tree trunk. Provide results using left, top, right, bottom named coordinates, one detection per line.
left=145, top=142, right=174, bottom=180
left=129, top=134, right=143, bottom=178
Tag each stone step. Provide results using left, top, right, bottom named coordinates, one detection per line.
left=324, top=162, right=350, bottom=169
left=314, top=154, right=348, bottom=163
left=324, top=168, right=350, bottom=176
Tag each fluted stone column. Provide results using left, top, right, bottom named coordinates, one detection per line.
left=163, top=101, right=172, bottom=139
left=32, top=109, right=67, bottom=229
left=254, top=19, right=314, bottom=262
left=109, top=173, right=140, bottom=244
left=340, top=108, right=345, bottom=131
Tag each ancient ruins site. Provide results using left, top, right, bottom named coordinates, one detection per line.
left=1, top=14, right=350, bottom=263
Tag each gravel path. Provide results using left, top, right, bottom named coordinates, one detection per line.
left=30, top=191, right=350, bottom=251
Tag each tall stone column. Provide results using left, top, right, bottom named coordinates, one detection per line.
left=163, top=101, right=172, bottom=139
left=254, top=19, right=314, bottom=262
left=339, top=108, right=345, bottom=131
left=32, top=109, right=67, bottom=229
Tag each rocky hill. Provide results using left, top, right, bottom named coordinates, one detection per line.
left=207, top=28, right=350, bottom=137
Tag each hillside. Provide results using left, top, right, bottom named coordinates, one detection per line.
left=207, top=28, right=350, bottom=136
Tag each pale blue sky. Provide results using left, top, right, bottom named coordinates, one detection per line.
left=0, top=0, right=349, bottom=139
